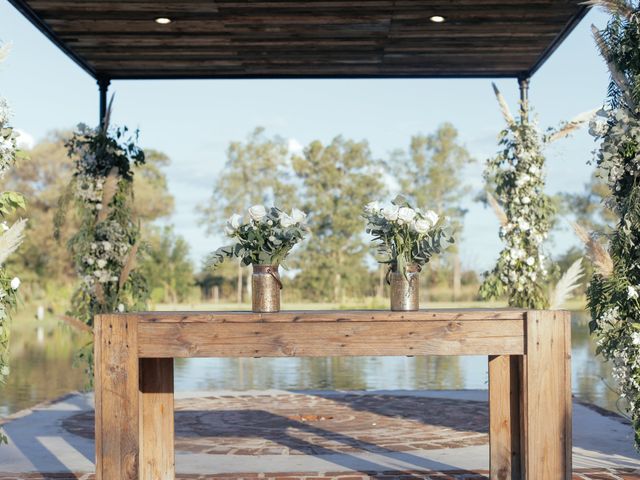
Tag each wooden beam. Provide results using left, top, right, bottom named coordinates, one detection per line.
left=137, top=319, right=526, bottom=358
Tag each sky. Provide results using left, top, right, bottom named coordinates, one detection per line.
left=0, top=2, right=612, bottom=272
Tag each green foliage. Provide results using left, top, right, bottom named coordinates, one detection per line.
left=586, top=0, right=640, bottom=448
left=480, top=113, right=555, bottom=309
left=292, top=137, right=387, bottom=302
left=140, top=226, right=194, bottom=303
left=208, top=207, right=308, bottom=268
left=57, top=118, right=149, bottom=381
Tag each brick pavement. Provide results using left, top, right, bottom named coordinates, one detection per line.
left=0, top=469, right=640, bottom=479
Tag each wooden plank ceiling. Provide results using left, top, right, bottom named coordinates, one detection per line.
left=9, top=0, right=588, bottom=79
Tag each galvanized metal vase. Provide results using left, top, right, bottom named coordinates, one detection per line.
left=388, top=264, right=420, bottom=311
left=252, top=264, right=282, bottom=313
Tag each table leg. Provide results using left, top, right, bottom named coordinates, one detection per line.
left=94, top=314, right=140, bottom=480
left=139, top=358, right=175, bottom=480
left=489, top=355, right=522, bottom=480
left=521, top=310, right=572, bottom=479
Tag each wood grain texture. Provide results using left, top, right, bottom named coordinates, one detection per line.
left=137, top=319, right=525, bottom=357
left=94, top=314, right=139, bottom=480
left=139, top=358, right=175, bottom=480
left=11, top=0, right=587, bottom=78
left=488, top=355, right=521, bottom=480
left=522, top=310, right=572, bottom=480
left=135, top=309, right=526, bottom=324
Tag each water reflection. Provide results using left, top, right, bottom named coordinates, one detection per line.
left=1, top=310, right=622, bottom=417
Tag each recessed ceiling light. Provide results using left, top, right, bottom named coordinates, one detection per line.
left=155, top=17, right=172, bottom=25
left=430, top=15, right=446, bottom=23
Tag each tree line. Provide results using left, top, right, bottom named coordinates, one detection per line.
left=1, top=125, right=611, bottom=307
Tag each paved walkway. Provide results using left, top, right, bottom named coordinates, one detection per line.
left=1, top=390, right=639, bottom=479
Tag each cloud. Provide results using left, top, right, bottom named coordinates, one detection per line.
left=14, top=129, right=34, bottom=150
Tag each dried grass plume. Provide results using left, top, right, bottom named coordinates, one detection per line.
left=96, top=166, right=119, bottom=223
left=572, top=221, right=614, bottom=277
left=0, top=219, right=27, bottom=266
left=551, top=258, right=585, bottom=309
left=492, top=83, right=515, bottom=125
left=486, top=191, right=508, bottom=227
left=119, top=239, right=140, bottom=290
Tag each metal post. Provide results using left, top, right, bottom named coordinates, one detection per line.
left=518, top=75, right=530, bottom=122
left=97, top=77, right=111, bottom=127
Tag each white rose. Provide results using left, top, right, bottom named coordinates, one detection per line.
left=397, top=207, right=417, bottom=224
left=228, top=213, right=242, bottom=230
left=280, top=213, right=295, bottom=228
left=97, top=259, right=107, bottom=268
left=521, top=196, right=531, bottom=205
left=628, top=286, right=639, bottom=300
left=117, top=303, right=125, bottom=313
left=526, top=256, right=535, bottom=266
left=424, top=210, right=439, bottom=226
left=248, top=204, right=267, bottom=221
left=381, top=205, right=399, bottom=222
left=291, top=208, right=307, bottom=224
left=10, top=277, right=20, bottom=290
left=413, top=219, right=432, bottom=234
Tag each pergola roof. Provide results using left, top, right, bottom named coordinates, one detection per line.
left=9, top=0, right=588, bottom=80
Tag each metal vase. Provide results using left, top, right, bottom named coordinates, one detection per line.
left=388, top=264, right=420, bottom=311
left=251, top=264, right=282, bottom=313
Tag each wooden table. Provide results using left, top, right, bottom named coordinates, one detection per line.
left=94, top=309, right=571, bottom=480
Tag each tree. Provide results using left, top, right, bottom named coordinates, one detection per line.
left=198, top=127, right=295, bottom=302
left=390, top=123, right=474, bottom=299
left=292, top=137, right=386, bottom=302
left=560, top=171, right=616, bottom=233
left=140, top=226, right=194, bottom=304
left=0, top=134, right=176, bottom=294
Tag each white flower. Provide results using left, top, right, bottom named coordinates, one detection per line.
left=10, top=277, right=20, bottom=290
left=632, top=331, right=640, bottom=346
left=424, top=210, right=439, bottom=226
left=97, top=259, right=107, bottom=268
left=117, top=303, right=125, bottom=313
left=397, top=207, right=417, bottom=224
left=526, top=256, right=535, bottom=266
left=381, top=205, right=399, bottom=222
left=521, top=196, right=531, bottom=205
left=364, top=201, right=382, bottom=214
left=268, top=235, right=276, bottom=242
left=291, top=208, right=307, bottom=224
left=103, top=241, right=112, bottom=251
left=628, top=286, right=639, bottom=300
left=280, top=213, right=295, bottom=228
left=413, top=219, right=432, bottom=234
left=228, top=213, right=242, bottom=230
left=248, top=204, right=267, bottom=221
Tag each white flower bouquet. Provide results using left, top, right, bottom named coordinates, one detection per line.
left=363, top=195, right=453, bottom=276
left=208, top=205, right=308, bottom=268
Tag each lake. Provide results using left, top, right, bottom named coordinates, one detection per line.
left=0, top=307, right=623, bottom=419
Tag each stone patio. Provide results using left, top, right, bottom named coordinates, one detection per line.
left=1, top=390, right=639, bottom=479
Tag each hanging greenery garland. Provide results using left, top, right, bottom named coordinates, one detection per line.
left=55, top=100, right=148, bottom=381
left=0, top=43, right=27, bottom=445
left=584, top=0, right=640, bottom=447
left=480, top=84, right=592, bottom=309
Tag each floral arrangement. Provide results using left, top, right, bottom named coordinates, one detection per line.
left=480, top=84, right=592, bottom=309
left=363, top=195, right=453, bottom=275
left=55, top=102, right=148, bottom=380
left=207, top=205, right=308, bottom=268
left=0, top=44, right=27, bottom=444
left=583, top=0, right=640, bottom=448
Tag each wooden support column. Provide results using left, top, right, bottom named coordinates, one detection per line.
left=94, top=314, right=140, bottom=480
left=489, top=355, right=522, bottom=480
left=139, top=358, right=175, bottom=480
left=521, top=310, right=572, bottom=479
